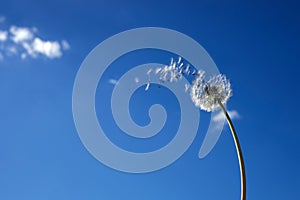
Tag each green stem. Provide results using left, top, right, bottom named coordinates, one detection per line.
left=218, top=101, right=246, bottom=200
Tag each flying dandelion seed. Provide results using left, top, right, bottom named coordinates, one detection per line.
left=145, top=82, right=150, bottom=91
left=177, top=56, right=181, bottom=64
left=134, top=77, right=139, bottom=83
left=147, top=68, right=152, bottom=75
left=145, top=68, right=152, bottom=91
left=154, top=57, right=185, bottom=83
left=184, top=64, right=190, bottom=74
left=184, top=84, right=190, bottom=92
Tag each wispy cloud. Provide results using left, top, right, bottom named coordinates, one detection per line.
left=61, top=40, right=70, bottom=50
left=108, top=79, right=118, bottom=85
left=0, top=30, right=8, bottom=41
left=213, top=110, right=240, bottom=122
left=0, top=18, right=70, bottom=61
left=0, top=16, right=5, bottom=23
left=209, top=110, right=240, bottom=134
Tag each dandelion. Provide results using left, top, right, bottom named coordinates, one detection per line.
left=190, top=70, right=246, bottom=200
left=147, top=57, right=246, bottom=200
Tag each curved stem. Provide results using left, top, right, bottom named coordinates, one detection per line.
left=218, top=101, right=246, bottom=200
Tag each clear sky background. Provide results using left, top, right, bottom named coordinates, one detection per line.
left=0, top=0, right=299, bottom=199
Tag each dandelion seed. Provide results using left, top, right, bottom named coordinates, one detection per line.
left=155, top=57, right=184, bottom=83
left=145, top=81, right=150, bottom=91
left=179, top=62, right=184, bottom=68
left=144, top=68, right=153, bottom=90
left=155, top=68, right=162, bottom=74
left=147, top=68, right=152, bottom=75
left=177, top=56, right=182, bottom=64
left=185, top=84, right=190, bottom=92
left=185, top=64, right=190, bottom=74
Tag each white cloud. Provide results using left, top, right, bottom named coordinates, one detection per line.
left=18, top=38, right=62, bottom=59
left=32, top=38, right=62, bottom=58
left=7, top=46, right=18, bottom=55
left=10, top=26, right=34, bottom=43
left=0, top=30, right=8, bottom=41
left=228, top=110, right=241, bottom=120
left=61, top=40, right=70, bottom=50
left=0, top=18, right=70, bottom=60
left=21, top=42, right=36, bottom=57
left=209, top=110, right=241, bottom=134
left=21, top=53, right=26, bottom=60
left=213, top=110, right=240, bottom=122
left=108, top=79, right=118, bottom=85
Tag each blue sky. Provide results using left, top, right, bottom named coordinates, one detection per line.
left=0, top=0, right=299, bottom=199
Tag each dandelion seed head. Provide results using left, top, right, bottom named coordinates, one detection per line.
left=190, top=71, right=232, bottom=112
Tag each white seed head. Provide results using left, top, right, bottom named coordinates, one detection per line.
left=190, top=71, right=232, bottom=112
